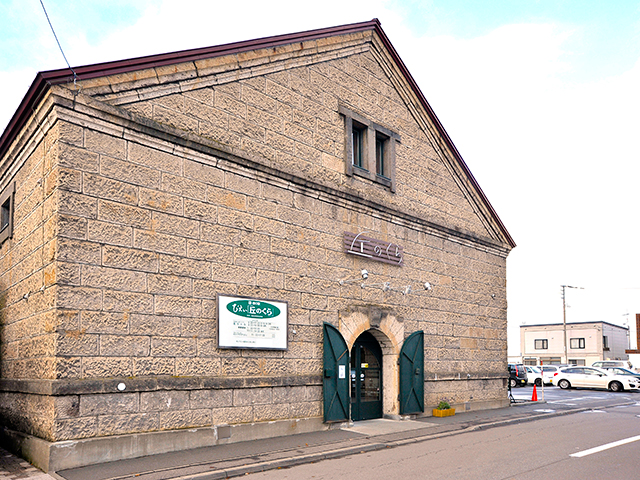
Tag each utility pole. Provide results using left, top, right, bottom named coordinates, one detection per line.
left=561, top=285, right=584, bottom=364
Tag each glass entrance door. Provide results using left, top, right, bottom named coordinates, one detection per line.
left=350, top=331, right=383, bottom=421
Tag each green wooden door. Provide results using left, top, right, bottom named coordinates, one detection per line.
left=323, top=323, right=350, bottom=422
left=399, top=331, right=424, bottom=415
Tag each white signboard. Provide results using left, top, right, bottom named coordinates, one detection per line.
left=217, top=295, right=288, bottom=350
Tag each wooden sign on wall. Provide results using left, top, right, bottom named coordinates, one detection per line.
left=343, top=231, right=403, bottom=266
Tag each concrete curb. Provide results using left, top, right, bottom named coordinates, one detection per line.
left=157, top=443, right=387, bottom=480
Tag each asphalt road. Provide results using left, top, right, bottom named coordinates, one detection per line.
left=249, top=387, right=640, bottom=480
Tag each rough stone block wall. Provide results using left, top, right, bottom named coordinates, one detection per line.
left=0, top=122, right=61, bottom=440
left=425, top=377, right=506, bottom=412
left=0, top=127, right=58, bottom=379
left=0, top=391, right=55, bottom=441
left=31, top=119, right=329, bottom=440
left=111, top=42, right=489, bottom=241
left=0, top=31, right=510, bottom=448
left=41, top=112, right=506, bottom=439
left=51, top=383, right=321, bottom=441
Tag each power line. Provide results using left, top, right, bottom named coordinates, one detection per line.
left=39, top=0, right=77, bottom=85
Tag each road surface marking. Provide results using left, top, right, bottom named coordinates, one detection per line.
left=571, top=434, right=640, bottom=458
left=548, top=396, right=601, bottom=403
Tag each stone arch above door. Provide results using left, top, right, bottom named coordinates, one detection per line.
left=339, top=306, right=405, bottom=417
left=339, top=306, right=404, bottom=351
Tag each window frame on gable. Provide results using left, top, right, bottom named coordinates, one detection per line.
left=376, top=131, right=389, bottom=179
left=0, top=182, right=15, bottom=246
left=340, top=105, right=400, bottom=192
left=351, top=121, right=366, bottom=169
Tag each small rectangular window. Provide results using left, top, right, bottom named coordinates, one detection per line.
left=340, top=105, right=399, bottom=192
left=534, top=339, right=548, bottom=350
left=570, top=338, right=585, bottom=349
left=375, top=134, right=386, bottom=177
left=603, top=335, right=609, bottom=350
left=0, top=182, right=15, bottom=245
left=1, top=198, right=10, bottom=231
left=352, top=125, right=365, bottom=169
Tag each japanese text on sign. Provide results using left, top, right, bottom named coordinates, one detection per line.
left=343, top=231, right=403, bottom=266
left=218, top=295, right=288, bottom=350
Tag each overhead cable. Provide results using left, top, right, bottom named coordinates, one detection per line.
left=39, top=0, right=78, bottom=86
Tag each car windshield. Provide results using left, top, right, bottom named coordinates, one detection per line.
left=528, top=367, right=541, bottom=373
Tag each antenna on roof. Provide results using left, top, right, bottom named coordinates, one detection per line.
left=39, top=0, right=78, bottom=88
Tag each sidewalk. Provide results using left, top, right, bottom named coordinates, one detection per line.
left=0, top=447, right=55, bottom=480
left=1, top=399, right=618, bottom=480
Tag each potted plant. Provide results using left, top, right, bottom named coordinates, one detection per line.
left=432, top=400, right=455, bottom=417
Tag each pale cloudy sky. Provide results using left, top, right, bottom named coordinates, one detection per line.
left=1, top=0, right=639, bottom=354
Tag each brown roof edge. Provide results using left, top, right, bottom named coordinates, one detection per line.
left=0, top=19, right=380, bottom=161
left=0, top=18, right=515, bottom=248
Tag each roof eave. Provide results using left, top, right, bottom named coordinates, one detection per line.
left=0, top=19, right=381, bottom=162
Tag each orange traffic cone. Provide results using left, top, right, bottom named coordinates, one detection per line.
left=531, top=384, right=538, bottom=401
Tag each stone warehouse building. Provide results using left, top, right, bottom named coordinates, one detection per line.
left=0, top=20, right=514, bottom=471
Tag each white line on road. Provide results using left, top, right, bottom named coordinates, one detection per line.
left=548, top=396, right=602, bottom=403
left=571, top=434, right=640, bottom=458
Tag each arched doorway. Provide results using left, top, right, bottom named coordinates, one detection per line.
left=350, top=331, right=383, bottom=421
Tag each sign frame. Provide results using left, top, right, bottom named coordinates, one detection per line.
left=217, top=294, right=289, bottom=351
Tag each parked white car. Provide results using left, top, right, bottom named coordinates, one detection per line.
left=591, top=360, right=632, bottom=369
left=525, top=366, right=542, bottom=386
left=539, top=365, right=569, bottom=385
left=551, top=366, right=639, bottom=392
left=601, top=367, right=640, bottom=381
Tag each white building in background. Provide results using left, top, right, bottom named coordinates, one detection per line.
left=626, top=314, right=640, bottom=369
left=520, top=321, right=630, bottom=367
